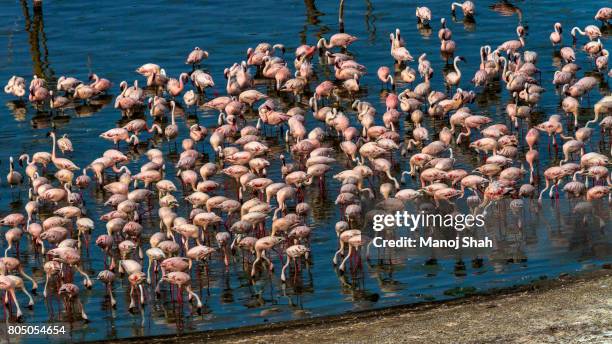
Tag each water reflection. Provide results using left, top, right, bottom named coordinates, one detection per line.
left=365, top=198, right=609, bottom=275
left=451, top=14, right=476, bottom=32
left=489, top=1, right=523, bottom=23
left=338, top=0, right=345, bottom=33
left=364, top=0, right=376, bottom=43
left=301, top=0, right=325, bottom=45
left=20, top=0, right=54, bottom=80
left=417, top=22, right=433, bottom=40
left=10, top=1, right=119, bottom=129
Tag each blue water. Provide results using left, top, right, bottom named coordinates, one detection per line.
left=0, top=0, right=610, bottom=342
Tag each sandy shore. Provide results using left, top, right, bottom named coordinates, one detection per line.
left=108, top=269, right=612, bottom=344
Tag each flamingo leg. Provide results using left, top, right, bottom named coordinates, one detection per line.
left=19, top=267, right=38, bottom=292
left=20, top=286, right=34, bottom=308
left=185, top=286, right=202, bottom=309
left=108, top=283, right=116, bottom=308
left=9, top=289, right=22, bottom=320
left=339, top=246, right=353, bottom=272
left=74, top=265, right=92, bottom=288
left=76, top=297, right=88, bottom=321
left=281, top=255, right=291, bottom=282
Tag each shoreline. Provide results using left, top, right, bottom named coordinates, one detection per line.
left=102, top=267, right=612, bottom=344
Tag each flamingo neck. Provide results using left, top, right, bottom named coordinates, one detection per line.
left=171, top=103, right=176, bottom=126
left=64, top=183, right=72, bottom=197
left=586, top=112, right=599, bottom=127
left=453, top=58, right=461, bottom=77
left=119, top=84, right=128, bottom=98
left=317, top=38, right=330, bottom=49
left=390, top=33, right=397, bottom=49
left=479, top=47, right=485, bottom=66
left=571, top=27, right=584, bottom=36
left=311, top=96, right=319, bottom=112
left=51, top=133, right=57, bottom=160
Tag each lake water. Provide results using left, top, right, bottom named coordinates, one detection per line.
left=0, top=0, right=610, bottom=342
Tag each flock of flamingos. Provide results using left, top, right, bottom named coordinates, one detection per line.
left=0, top=1, right=611, bottom=327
